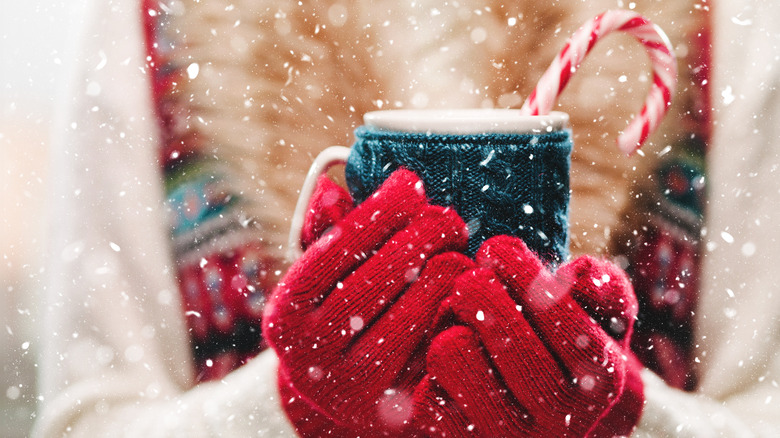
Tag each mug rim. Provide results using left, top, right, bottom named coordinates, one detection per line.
left=364, top=109, right=569, bottom=134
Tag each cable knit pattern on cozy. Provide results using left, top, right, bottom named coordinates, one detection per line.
left=345, top=126, right=572, bottom=260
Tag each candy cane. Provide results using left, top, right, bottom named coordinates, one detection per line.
left=520, top=10, right=677, bottom=155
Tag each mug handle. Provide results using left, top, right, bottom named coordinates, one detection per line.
left=287, top=145, right=352, bottom=262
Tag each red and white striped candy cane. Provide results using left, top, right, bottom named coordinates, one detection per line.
left=520, top=10, right=677, bottom=155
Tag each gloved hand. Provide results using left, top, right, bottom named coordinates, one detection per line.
left=263, top=168, right=474, bottom=436
left=413, top=235, right=644, bottom=437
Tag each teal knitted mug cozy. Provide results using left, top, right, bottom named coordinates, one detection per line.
left=345, top=125, right=573, bottom=264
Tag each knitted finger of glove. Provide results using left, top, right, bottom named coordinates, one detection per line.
left=414, top=235, right=638, bottom=437
left=300, top=174, right=354, bottom=251
left=263, top=168, right=472, bottom=436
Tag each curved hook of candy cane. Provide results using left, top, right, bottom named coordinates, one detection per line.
left=519, top=10, right=677, bottom=156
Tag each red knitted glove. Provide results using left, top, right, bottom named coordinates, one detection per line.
left=414, top=235, right=643, bottom=437
left=264, top=168, right=473, bottom=436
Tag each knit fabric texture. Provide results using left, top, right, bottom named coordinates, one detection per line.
left=414, top=235, right=643, bottom=437
left=345, top=126, right=573, bottom=263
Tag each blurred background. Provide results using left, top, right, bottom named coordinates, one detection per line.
left=1, top=1, right=87, bottom=436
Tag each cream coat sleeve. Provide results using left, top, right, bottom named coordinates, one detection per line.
left=632, top=0, right=780, bottom=436
left=32, top=0, right=296, bottom=436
